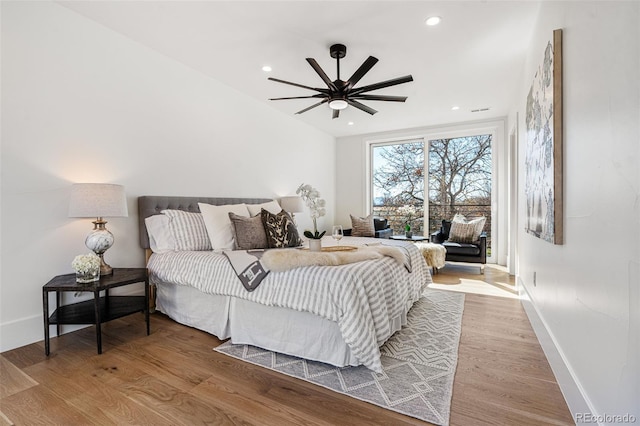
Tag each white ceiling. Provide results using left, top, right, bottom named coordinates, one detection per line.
left=58, top=1, right=539, bottom=138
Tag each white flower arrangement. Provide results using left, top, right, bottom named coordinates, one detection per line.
left=72, top=253, right=100, bottom=274
left=296, top=183, right=326, bottom=239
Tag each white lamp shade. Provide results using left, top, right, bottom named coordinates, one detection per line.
left=68, top=183, right=128, bottom=218
left=280, top=196, right=305, bottom=213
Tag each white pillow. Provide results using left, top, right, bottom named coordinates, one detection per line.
left=247, top=200, right=281, bottom=216
left=145, top=215, right=177, bottom=253
left=199, top=203, right=250, bottom=251
left=160, top=210, right=211, bottom=251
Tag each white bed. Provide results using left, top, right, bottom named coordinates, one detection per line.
left=139, top=196, right=431, bottom=372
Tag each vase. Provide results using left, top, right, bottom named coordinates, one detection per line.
left=76, top=269, right=100, bottom=283
left=308, top=239, right=322, bottom=252
left=405, top=231, right=413, bottom=238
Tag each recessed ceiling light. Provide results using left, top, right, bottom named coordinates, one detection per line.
left=348, top=121, right=354, bottom=126
left=425, top=16, right=441, bottom=26
left=451, top=106, right=460, bottom=111
left=261, top=65, right=272, bottom=72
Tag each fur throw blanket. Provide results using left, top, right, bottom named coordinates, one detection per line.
left=261, top=245, right=408, bottom=272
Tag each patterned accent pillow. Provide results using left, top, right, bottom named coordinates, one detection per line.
left=449, top=214, right=486, bottom=243
left=160, top=210, right=212, bottom=251
left=261, top=209, right=302, bottom=248
left=350, top=213, right=375, bottom=237
left=229, top=212, right=268, bottom=250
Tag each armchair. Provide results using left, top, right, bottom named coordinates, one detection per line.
left=431, top=219, right=487, bottom=273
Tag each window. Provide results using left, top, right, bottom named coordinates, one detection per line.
left=371, top=133, right=493, bottom=256
left=372, top=139, right=425, bottom=235
left=428, top=135, right=492, bottom=253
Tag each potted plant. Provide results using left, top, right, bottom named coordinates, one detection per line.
left=398, top=204, right=418, bottom=238
left=72, top=253, right=101, bottom=283
left=296, top=183, right=326, bottom=251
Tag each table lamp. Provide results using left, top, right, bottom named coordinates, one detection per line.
left=280, top=196, right=305, bottom=221
left=68, top=183, right=128, bottom=275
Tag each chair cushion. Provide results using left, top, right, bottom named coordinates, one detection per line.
left=443, top=241, right=481, bottom=256
left=375, top=228, right=392, bottom=239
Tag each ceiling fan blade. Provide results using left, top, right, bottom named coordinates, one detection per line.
left=268, top=77, right=329, bottom=94
left=295, top=99, right=329, bottom=114
left=350, top=94, right=408, bottom=102
left=270, top=95, right=325, bottom=100
left=306, top=58, right=337, bottom=91
left=332, top=109, right=340, bottom=119
left=346, top=56, right=378, bottom=90
left=350, top=75, right=414, bottom=95
left=347, top=99, right=377, bottom=115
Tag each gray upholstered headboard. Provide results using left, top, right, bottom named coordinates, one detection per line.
left=138, top=196, right=273, bottom=249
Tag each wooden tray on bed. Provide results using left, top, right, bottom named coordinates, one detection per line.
left=302, top=245, right=358, bottom=252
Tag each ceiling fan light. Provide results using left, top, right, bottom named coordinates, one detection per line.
left=329, top=99, right=348, bottom=110
left=425, top=16, right=441, bottom=26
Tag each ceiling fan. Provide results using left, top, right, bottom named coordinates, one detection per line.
left=268, top=44, right=413, bottom=119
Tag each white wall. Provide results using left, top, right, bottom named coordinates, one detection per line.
left=512, top=1, right=639, bottom=422
left=0, top=2, right=335, bottom=351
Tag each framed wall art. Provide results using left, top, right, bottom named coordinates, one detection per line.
left=525, top=29, right=563, bottom=244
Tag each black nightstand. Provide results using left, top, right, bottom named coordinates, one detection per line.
left=42, top=268, right=149, bottom=355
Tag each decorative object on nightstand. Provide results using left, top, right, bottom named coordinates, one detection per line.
left=68, top=183, right=128, bottom=276
left=71, top=253, right=100, bottom=283
left=279, top=195, right=305, bottom=222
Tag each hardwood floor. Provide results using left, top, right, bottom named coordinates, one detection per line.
left=1, top=265, right=574, bottom=425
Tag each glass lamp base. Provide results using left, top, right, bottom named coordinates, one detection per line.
left=85, top=221, right=115, bottom=276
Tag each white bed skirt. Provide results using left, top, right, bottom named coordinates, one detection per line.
left=155, top=280, right=408, bottom=368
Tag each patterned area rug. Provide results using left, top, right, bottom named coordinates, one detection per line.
left=215, top=290, right=465, bottom=425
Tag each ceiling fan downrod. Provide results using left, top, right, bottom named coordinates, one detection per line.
left=330, top=43, right=347, bottom=81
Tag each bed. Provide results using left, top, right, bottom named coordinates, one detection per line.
left=139, top=195, right=432, bottom=372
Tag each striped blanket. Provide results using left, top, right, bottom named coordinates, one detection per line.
left=148, top=237, right=431, bottom=372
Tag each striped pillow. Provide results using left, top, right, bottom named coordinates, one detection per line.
left=449, top=214, right=486, bottom=243
left=161, top=210, right=212, bottom=251
left=350, top=213, right=375, bottom=237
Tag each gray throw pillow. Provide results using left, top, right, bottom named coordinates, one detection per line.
left=350, top=213, right=375, bottom=237
left=228, top=212, right=268, bottom=250
left=261, top=209, right=302, bottom=248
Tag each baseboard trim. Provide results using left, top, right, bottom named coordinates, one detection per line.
left=519, top=278, right=595, bottom=421
left=0, top=314, right=46, bottom=353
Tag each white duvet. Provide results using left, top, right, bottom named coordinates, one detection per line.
left=148, top=237, right=431, bottom=372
